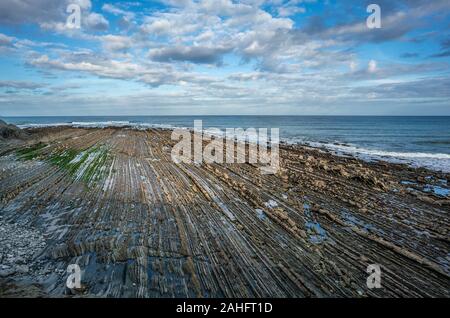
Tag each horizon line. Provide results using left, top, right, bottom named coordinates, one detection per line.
left=2, top=115, right=450, bottom=118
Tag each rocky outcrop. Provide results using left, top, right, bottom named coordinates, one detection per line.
left=0, top=127, right=448, bottom=298
left=0, top=120, right=27, bottom=140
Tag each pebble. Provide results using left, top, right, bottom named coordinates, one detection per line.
left=0, top=218, right=46, bottom=278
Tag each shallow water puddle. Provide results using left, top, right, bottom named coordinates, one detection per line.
left=401, top=180, right=417, bottom=185
left=255, top=208, right=267, bottom=221
left=305, top=221, right=328, bottom=244
left=401, top=179, right=449, bottom=197
left=303, top=202, right=328, bottom=244
left=341, top=209, right=378, bottom=234
left=423, top=184, right=449, bottom=197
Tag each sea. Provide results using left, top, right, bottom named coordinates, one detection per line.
left=2, top=116, right=450, bottom=173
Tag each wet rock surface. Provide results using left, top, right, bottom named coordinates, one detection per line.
left=0, top=127, right=449, bottom=298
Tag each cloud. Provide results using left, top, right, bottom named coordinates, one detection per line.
left=294, top=0, right=450, bottom=45
left=430, top=38, right=450, bottom=58
left=102, top=3, right=135, bottom=19
left=431, top=50, right=450, bottom=58
left=149, top=45, right=232, bottom=65
left=0, top=0, right=63, bottom=25
left=197, top=0, right=254, bottom=16
left=0, top=80, right=46, bottom=90
left=350, top=77, right=450, bottom=99
left=276, top=0, right=307, bottom=17
left=0, top=0, right=108, bottom=33
left=100, top=35, right=133, bottom=52
left=0, top=33, right=15, bottom=46
left=349, top=61, right=358, bottom=71
left=102, top=3, right=135, bottom=30
left=29, top=54, right=144, bottom=80
left=84, top=12, right=109, bottom=31
left=0, top=33, right=16, bottom=54
left=26, top=51, right=221, bottom=88
left=368, top=60, right=377, bottom=73
left=1, top=0, right=449, bottom=115
left=400, top=53, right=419, bottom=58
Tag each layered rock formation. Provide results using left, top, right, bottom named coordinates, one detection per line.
left=0, top=127, right=448, bottom=297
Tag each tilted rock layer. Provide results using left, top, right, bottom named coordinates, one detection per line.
left=0, top=127, right=449, bottom=297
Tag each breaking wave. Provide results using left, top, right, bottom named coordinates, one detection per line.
left=298, top=141, right=450, bottom=172
left=16, top=120, right=450, bottom=173
left=19, top=121, right=175, bottom=130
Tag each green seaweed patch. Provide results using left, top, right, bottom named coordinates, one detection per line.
left=80, top=147, right=110, bottom=184
left=16, top=142, right=47, bottom=160
left=48, top=148, right=80, bottom=170
left=47, top=146, right=111, bottom=186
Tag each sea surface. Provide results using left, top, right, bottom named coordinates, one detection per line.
left=2, top=116, right=450, bottom=172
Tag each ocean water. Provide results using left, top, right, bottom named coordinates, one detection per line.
left=2, top=116, right=450, bottom=172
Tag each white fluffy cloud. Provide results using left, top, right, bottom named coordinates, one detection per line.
left=0, top=0, right=449, bottom=115
left=0, top=0, right=109, bottom=33
left=368, top=60, right=377, bottom=73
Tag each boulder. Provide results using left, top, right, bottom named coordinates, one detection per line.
left=0, top=120, right=28, bottom=139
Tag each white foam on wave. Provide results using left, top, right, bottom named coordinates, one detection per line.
left=16, top=121, right=450, bottom=173
left=19, top=121, right=175, bottom=130
left=296, top=140, right=450, bottom=173
left=306, top=142, right=450, bottom=160
left=71, top=121, right=131, bottom=128
left=200, top=127, right=273, bottom=145
left=18, top=122, right=70, bottom=129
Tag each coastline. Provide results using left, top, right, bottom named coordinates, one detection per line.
left=0, top=126, right=449, bottom=297
left=10, top=118, right=450, bottom=173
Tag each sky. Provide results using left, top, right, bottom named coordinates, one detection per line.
left=0, top=0, right=449, bottom=116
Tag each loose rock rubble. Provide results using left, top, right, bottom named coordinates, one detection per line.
left=0, top=127, right=449, bottom=298
left=0, top=217, right=46, bottom=278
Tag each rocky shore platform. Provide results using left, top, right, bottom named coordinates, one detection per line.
left=0, top=126, right=449, bottom=297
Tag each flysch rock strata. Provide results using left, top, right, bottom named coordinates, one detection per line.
left=0, top=127, right=449, bottom=297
